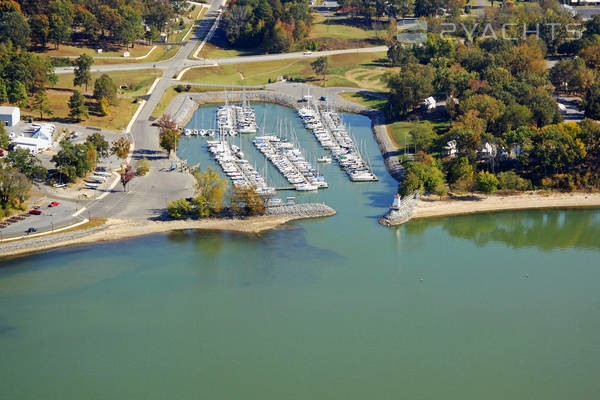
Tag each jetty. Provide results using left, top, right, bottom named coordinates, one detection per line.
left=379, top=191, right=420, bottom=226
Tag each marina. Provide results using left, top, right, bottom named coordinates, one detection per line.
left=207, top=138, right=274, bottom=194
left=253, top=135, right=327, bottom=192
left=298, top=102, right=378, bottom=182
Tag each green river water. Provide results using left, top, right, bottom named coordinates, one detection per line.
left=1, top=104, right=599, bottom=399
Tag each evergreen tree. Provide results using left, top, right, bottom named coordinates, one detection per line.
left=68, top=90, right=88, bottom=121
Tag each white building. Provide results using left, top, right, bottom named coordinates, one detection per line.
left=11, top=123, right=55, bottom=154
left=0, top=106, right=20, bottom=127
left=422, top=97, right=436, bottom=111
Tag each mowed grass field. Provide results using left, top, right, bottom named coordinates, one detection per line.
left=54, top=69, right=162, bottom=97
left=44, top=91, right=139, bottom=131
left=43, top=69, right=161, bottom=130
left=309, top=15, right=384, bottom=42
left=181, top=52, right=390, bottom=89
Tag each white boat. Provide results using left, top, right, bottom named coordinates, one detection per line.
left=295, top=183, right=318, bottom=191
left=317, top=156, right=332, bottom=163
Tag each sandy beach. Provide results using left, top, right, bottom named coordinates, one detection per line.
left=0, top=213, right=331, bottom=259
left=414, top=191, right=600, bottom=219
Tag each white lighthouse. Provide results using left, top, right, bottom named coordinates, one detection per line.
left=391, top=193, right=401, bottom=210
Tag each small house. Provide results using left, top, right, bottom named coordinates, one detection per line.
left=0, top=106, right=20, bottom=127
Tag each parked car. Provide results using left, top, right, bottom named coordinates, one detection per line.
left=320, top=96, right=327, bottom=101
left=29, top=209, right=42, bottom=215
left=48, top=201, right=60, bottom=207
left=303, top=51, right=313, bottom=55
left=25, top=227, right=37, bottom=234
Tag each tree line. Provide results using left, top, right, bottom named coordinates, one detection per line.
left=1, top=0, right=188, bottom=50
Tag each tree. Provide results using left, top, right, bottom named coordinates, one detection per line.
left=0, top=11, right=30, bottom=48
left=48, top=14, right=69, bottom=48
left=68, top=90, right=88, bottom=121
left=194, top=167, right=227, bottom=214
left=8, top=80, right=28, bottom=108
left=159, top=129, right=179, bottom=155
left=51, top=140, right=95, bottom=181
left=408, top=122, right=436, bottom=153
left=6, top=148, right=47, bottom=180
left=583, top=85, right=600, bottom=120
left=386, top=63, right=434, bottom=120
left=0, top=78, right=7, bottom=104
left=116, top=6, right=144, bottom=47
left=156, top=114, right=178, bottom=132
left=120, top=165, right=135, bottom=191
left=497, top=171, right=529, bottom=191
left=395, top=0, right=415, bottom=20
left=31, top=90, right=53, bottom=119
left=93, top=74, right=117, bottom=105
left=30, top=14, right=50, bottom=47
left=460, top=94, right=505, bottom=129
left=0, top=123, right=8, bottom=149
left=167, top=198, right=192, bottom=219
left=387, top=42, right=417, bottom=67
left=228, top=186, right=266, bottom=216
left=475, top=170, right=499, bottom=193
left=311, top=56, right=328, bottom=81
left=98, top=97, right=110, bottom=116
left=135, top=158, right=150, bottom=176
left=447, top=156, right=473, bottom=184
left=73, top=54, right=93, bottom=90
left=111, top=137, right=131, bottom=159
left=85, top=132, right=110, bottom=159
left=527, top=93, right=563, bottom=127
left=399, top=161, right=447, bottom=196
left=0, top=165, right=31, bottom=211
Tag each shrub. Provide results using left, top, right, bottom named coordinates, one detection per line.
left=497, top=171, right=530, bottom=191
left=476, top=171, right=499, bottom=193
left=167, top=199, right=192, bottom=219
left=136, top=158, right=150, bottom=176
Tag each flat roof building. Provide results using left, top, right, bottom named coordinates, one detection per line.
left=0, top=106, right=20, bottom=127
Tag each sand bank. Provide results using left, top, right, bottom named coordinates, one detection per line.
left=414, top=192, right=600, bottom=219
left=0, top=209, right=335, bottom=259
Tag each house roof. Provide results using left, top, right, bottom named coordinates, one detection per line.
left=0, top=106, right=19, bottom=115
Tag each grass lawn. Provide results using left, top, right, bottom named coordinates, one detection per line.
left=387, top=117, right=451, bottom=150
left=36, top=43, right=155, bottom=59
left=195, top=42, right=260, bottom=59
left=151, top=86, right=222, bottom=118
left=307, top=14, right=388, bottom=50
left=339, top=91, right=387, bottom=110
left=43, top=91, right=139, bottom=131
left=310, top=15, right=382, bottom=41
left=54, top=69, right=162, bottom=97
left=182, top=52, right=390, bottom=89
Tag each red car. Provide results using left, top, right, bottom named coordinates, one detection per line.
left=48, top=201, right=60, bottom=207
left=29, top=209, right=42, bottom=215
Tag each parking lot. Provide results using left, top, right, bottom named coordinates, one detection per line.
left=0, top=199, right=82, bottom=240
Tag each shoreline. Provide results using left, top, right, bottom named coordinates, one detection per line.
left=413, top=191, right=600, bottom=220
left=0, top=208, right=336, bottom=260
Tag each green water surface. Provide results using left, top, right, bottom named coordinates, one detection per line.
left=1, top=104, right=599, bottom=399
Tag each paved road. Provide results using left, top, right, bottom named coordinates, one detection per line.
left=54, top=45, right=389, bottom=75
left=575, top=7, right=600, bottom=20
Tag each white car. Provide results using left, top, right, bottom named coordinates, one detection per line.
left=303, top=51, right=313, bottom=55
